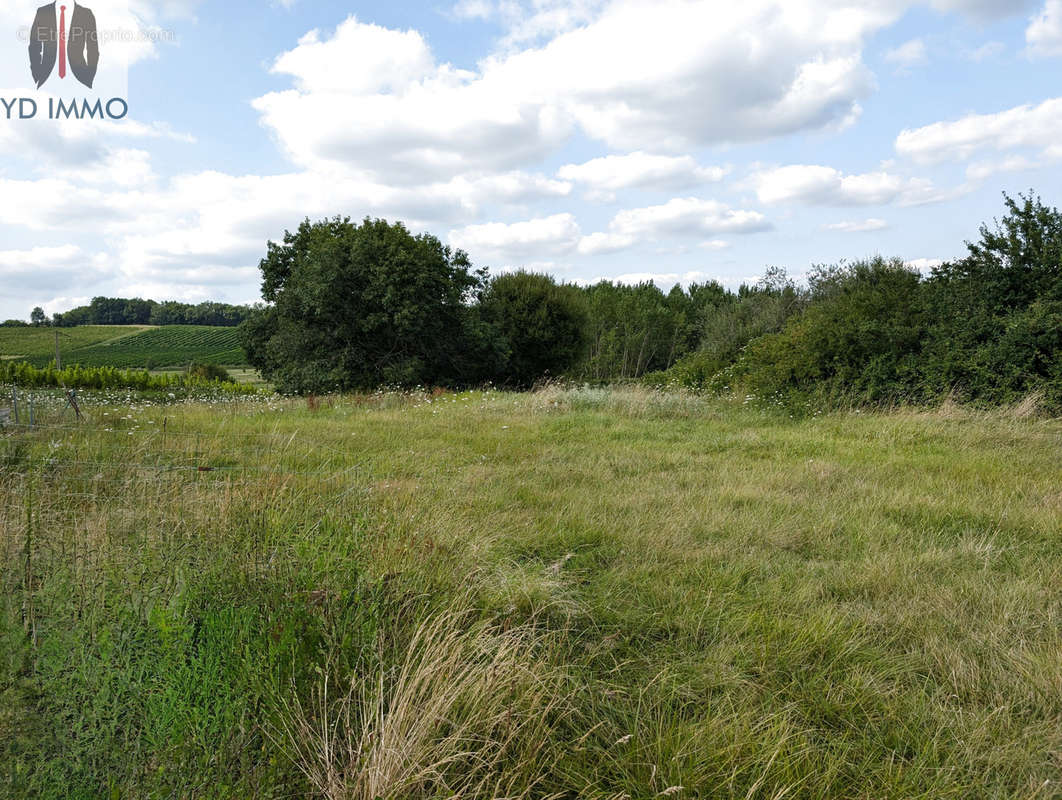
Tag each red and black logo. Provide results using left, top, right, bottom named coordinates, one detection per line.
left=28, top=2, right=99, bottom=90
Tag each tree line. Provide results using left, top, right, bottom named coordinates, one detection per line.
left=8, top=297, right=255, bottom=328
left=240, top=193, right=1062, bottom=409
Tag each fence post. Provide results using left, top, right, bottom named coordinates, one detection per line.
left=11, top=387, right=18, bottom=425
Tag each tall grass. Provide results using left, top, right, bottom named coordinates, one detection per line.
left=272, top=608, right=567, bottom=800
left=2, top=387, right=1061, bottom=798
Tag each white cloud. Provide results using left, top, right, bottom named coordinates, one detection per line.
left=750, top=164, right=939, bottom=206
left=1027, top=0, right=1062, bottom=56
left=0, top=246, right=110, bottom=299
left=576, top=232, right=635, bottom=256
left=930, top=0, right=1036, bottom=19
left=251, top=2, right=906, bottom=182
left=455, top=197, right=769, bottom=261
left=448, top=213, right=582, bottom=262
left=449, top=171, right=574, bottom=204
left=884, top=38, right=928, bottom=70
left=0, top=155, right=591, bottom=307
left=965, top=155, right=1042, bottom=181
left=270, top=20, right=436, bottom=94
left=557, top=152, right=727, bottom=199
left=608, top=198, right=771, bottom=238
left=895, top=97, right=1062, bottom=163
left=823, top=218, right=889, bottom=232
left=964, top=41, right=1005, bottom=61
left=906, top=257, right=945, bottom=272
left=451, top=0, right=607, bottom=46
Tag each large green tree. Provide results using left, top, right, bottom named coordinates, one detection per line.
left=479, top=271, right=588, bottom=388
left=241, top=217, right=493, bottom=393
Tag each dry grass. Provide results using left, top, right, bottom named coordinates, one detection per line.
left=270, top=608, right=568, bottom=800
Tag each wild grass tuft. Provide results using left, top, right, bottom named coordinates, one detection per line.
left=270, top=607, right=568, bottom=800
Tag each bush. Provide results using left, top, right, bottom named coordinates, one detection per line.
left=185, top=362, right=232, bottom=382
left=0, top=360, right=256, bottom=394
left=730, top=258, right=927, bottom=404
left=242, top=217, right=488, bottom=394
left=479, top=272, right=588, bottom=388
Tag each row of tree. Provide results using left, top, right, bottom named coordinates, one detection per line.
left=18, top=297, right=254, bottom=328
left=240, top=193, right=1062, bottom=408
left=695, top=193, right=1062, bottom=408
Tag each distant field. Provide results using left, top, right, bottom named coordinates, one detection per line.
left=0, top=325, right=246, bottom=369
left=0, top=325, right=149, bottom=363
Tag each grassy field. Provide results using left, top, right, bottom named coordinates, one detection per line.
left=0, top=325, right=150, bottom=363
left=2, top=387, right=1061, bottom=799
left=0, top=325, right=246, bottom=369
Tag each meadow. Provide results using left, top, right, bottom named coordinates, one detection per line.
left=0, top=326, right=246, bottom=370
left=0, top=325, right=151, bottom=363
left=2, top=387, right=1061, bottom=799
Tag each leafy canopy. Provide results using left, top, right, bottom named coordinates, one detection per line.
left=242, top=216, right=489, bottom=393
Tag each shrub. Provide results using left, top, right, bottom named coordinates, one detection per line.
left=185, top=362, right=232, bottom=382
left=479, top=272, right=588, bottom=388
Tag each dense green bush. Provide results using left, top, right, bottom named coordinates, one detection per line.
left=185, top=362, right=233, bottom=382
left=241, top=217, right=492, bottom=393
left=0, top=361, right=256, bottom=394
left=646, top=193, right=1062, bottom=411
left=233, top=194, right=1061, bottom=407
left=729, top=258, right=927, bottom=404
left=917, top=193, right=1062, bottom=405
left=479, top=272, right=588, bottom=388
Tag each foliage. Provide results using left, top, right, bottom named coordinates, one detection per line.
left=478, top=272, right=588, bottom=388
left=575, top=282, right=680, bottom=382
left=650, top=193, right=1062, bottom=410
left=53, top=297, right=252, bottom=327
left=729, top=258, right=927, bottom=404
left=644, top=268, right=803, bottom=390
left=30, top=307, right=48, bottom=327
left=918, top=192, right=1062, bottom=405
left=0, top=360, right=256, bottom=393
left=242, top=217, right=492, bottom=393
left=185, top=362, right=233, bottom=382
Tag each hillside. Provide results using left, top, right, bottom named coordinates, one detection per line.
left=0, top=325, right=246, bottom=369
left=0, top=325, right=150, bottom=363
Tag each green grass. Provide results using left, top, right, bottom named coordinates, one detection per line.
left=0, top=325, right=246, bottom=369
left=0, top=325, right=150, bottom=363
left=2, top=387, right=1061, bottom=799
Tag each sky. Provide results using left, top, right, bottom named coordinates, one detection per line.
left=1, top=0, right=1061, bottom=321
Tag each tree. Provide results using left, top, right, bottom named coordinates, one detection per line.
left=30, top=307, right=48, bottom=327
left=479, top=271, right=588, bottom=388
left=734, top=257, right=926, bottom=403
left=241, top=217, right=491, bottom=393
left=575, top=281, right=685, bottom=382
left=921, top=192, right=1062, bottom=401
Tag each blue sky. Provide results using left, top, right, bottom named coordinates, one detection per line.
left=2, top=0, right=1061, bottom=321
